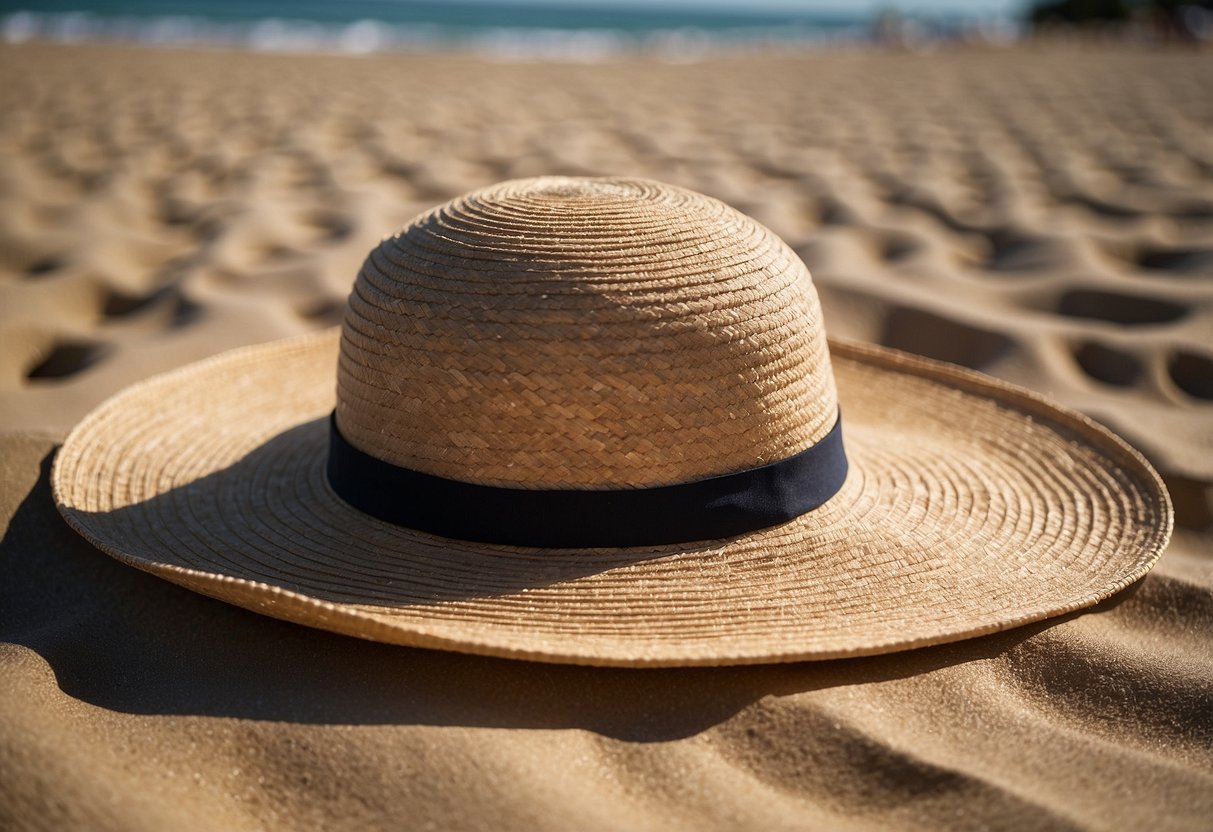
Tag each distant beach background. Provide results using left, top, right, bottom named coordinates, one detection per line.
left=0, top=0, right=1028, bottom=57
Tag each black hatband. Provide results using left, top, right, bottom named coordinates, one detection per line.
left=325, top=412, right=848, bottom=548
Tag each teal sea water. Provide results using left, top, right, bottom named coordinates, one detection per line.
left=0, top=1, right=1017, bottom=55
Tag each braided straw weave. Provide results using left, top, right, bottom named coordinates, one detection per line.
left=337, top=177, right=836, bottom=488
left=52, top=177, right=1173, bottom=667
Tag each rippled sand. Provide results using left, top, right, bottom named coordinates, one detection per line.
left=1, top=43, right=1210, bottom=831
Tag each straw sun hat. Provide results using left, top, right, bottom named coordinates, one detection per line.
left=53, top=177, right=1171, bottom=667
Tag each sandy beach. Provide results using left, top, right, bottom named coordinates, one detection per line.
left=1, top=42, right=1211, bottom=830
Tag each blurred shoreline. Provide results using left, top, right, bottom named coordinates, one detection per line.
left=0, top=5, right=1026, bottom=60
left=6, top=6, right=1210, bottom=63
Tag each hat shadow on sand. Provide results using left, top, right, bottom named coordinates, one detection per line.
left=2, top=441, right=1138, bottom=742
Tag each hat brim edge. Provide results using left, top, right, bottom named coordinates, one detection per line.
left=50, top=329, right=1174, bottom=668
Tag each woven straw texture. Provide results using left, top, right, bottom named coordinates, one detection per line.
left=52, top=177, right=1172, bottom=667
left=338, top=177, right=836, bottom=487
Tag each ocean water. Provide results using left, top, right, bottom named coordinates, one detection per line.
left=0, top=1, right=1017, bottom=57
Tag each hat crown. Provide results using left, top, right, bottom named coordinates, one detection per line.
left=336, top=176, right=838, bottom=489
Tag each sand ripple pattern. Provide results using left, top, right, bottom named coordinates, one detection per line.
left=0, top=44, right=1208, bottom=524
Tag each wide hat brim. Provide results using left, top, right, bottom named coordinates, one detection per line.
left=52, top=328, right=1171, bottom=667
